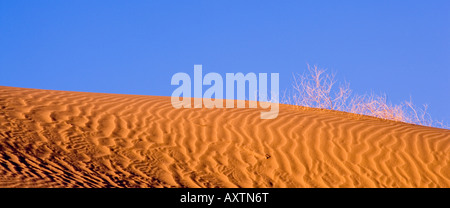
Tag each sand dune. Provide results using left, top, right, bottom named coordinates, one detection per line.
left=0, top=86, right=448, bottom=188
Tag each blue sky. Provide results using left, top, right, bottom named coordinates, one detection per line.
left=1, top=1, right=449, bottom=122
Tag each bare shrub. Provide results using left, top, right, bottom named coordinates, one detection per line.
left=403, top=99, right=433, bottom=126
left=289, top=64, right=351, bottom=111
left=348, top=93, right=405, bottom=122
left=284, top=65, right=447, bottom=129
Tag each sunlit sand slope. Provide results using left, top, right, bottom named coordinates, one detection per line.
left=0, top=86, right=448, bottom=187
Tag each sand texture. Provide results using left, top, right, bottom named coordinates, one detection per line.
left=0, top=86, right=449, bottom=188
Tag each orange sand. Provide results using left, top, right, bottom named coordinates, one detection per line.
left=0, top=86, right=448, bottom=187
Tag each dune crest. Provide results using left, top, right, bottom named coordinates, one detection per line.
left=0, top=86, right=448, bottom=188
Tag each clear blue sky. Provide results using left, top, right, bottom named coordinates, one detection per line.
left=1, top=1, right=449, bottom=122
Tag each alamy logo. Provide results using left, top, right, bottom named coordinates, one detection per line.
left=171, top=65, right=279, bottom=119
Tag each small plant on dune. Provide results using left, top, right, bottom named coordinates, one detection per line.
left=283, top=65, right=448, bottom=129
left=288, top=65, right=351, bottom=111
left=348, top=93, right=405, bottom=122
